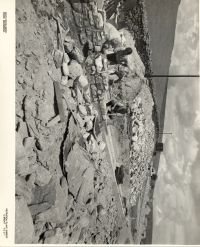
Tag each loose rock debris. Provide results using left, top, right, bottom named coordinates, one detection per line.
left=16, top=0, right=156, bottom=244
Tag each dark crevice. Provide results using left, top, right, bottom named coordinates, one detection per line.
left=82, top=42, right=89, bottom=57
left=21, top=95, right=27, bottom=122
left=59, top=112, right=72, bottom=177
left=53, top=88, right=59, bottom=116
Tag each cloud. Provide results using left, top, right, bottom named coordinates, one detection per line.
left=153, top=0, right=199, bottom=243
left=175, top=96, right=192, bottom=126
left=194, top=110, right=200, bottom=131
left=191, top=148, right=200, bottom=198
left=170, top=78, right=199, bottom=127
left=170, top=0, right=199, bottom=75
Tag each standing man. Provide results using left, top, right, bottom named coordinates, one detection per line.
left=106, top=47, right=133, bottom=65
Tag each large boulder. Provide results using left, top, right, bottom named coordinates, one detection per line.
left=53, top=49, right=63, bottom=68
left=64, top=143, right=93, bottom=198
left=93, top=12, right=104, bottom=29
left=76, top=166, right=95, bottom=204
left=29, top=179, right=56, bottom=216
left=62, top=62, right=69, bottom=76
left=77, top=75, right=89, bottom=89
left=15, top=196, right=34, bottom=244
left=34, top=181, right=68, bottom=224
left=68, top=60, right=84, bottom=80
left=104, top=23, right=123, bottom=44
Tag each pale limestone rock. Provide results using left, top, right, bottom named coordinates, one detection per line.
left=64, top=144, right=92, bottom=197
left=77, top=75, right=89, bottom=89
left=53, top=49, right=63, bottom=68
left=63, top=52, right=70, bottom=64
left=62, top=62, right=69, bottom=76
left=95, top=55, right=103, bottom=72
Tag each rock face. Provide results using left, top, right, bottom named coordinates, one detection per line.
left=15, top=197, right=34, bottom=244
left=64, top=143, right=93, bottom=198
left=76, top=166, right=95, bottom=204
left=33, top=181, right=68, bottom=224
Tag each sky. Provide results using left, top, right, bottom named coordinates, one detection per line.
left=153, top=0, right=200, bottom=244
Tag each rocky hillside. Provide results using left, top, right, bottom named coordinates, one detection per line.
left=16, top=0, right=119, bottom=244
left=114, top=0, right=181, bottom=243
left=16, top=0, right=156, bottom=244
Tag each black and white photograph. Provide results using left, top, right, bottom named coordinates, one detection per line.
left=12, top=0, right=200, bottom=245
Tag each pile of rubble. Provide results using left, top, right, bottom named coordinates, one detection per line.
left=54, top=30, right=107, bottom=160
left=129, top=86, right=155, bottom=205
